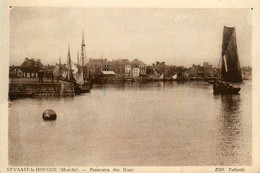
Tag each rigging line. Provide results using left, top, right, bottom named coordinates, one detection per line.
left=171, top=0, right=181, bottom=133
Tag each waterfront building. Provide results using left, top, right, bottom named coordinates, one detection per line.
left=19, top=57, right=43, bottom=78
left=189, top=64, right=198, bottom=77
left=132, top=65, right=140, bottom=77
left=86, top=58, right=108, bottom=77
left=131, top=59, right=146, bottom=75
left=145, top=65, right=155, bottom=75
left=86, top=58, right=147, bottom=78
left=42, top=65, right=55, bottom=79
left=189, top=64, right=208, bottom=78
left=139, top=64, right=146, bottom=75
left=125, top=64, right=132, bottom=76
left=203, top=62, right=214, bottom=77
left=101, top=71, right=116, bottom=82
left=110, top=60, right=125, bottom=75
left=197, top=66, right=204, bottom=77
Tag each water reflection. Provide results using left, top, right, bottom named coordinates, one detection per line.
left=216, top=94, right=242, bottom=165
left=41, top=121, right=57, bottom=129
left=94, top=82, right=168, bottom=90
left=8, top=81, right=251, bottom=166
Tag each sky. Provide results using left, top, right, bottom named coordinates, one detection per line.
left=10, top=8, right=252, bottom=67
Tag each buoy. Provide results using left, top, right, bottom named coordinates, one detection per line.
left=42, top=109, right=57, bottom=121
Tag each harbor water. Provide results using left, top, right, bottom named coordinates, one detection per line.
left=9, top=81, right=252, bottom=166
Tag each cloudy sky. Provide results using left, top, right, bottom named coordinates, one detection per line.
left=10, top=7, right=252, bottom=67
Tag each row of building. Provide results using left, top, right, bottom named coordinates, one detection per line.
left=9, top=57, right=252, bottom=80
left=87, top=58, right=146, bottom=77
left=87, top=59, right=220, bottom=79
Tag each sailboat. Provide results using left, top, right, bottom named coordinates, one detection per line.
left=66, top=43, right=91, bottom=94
left=158, top=73, right=165, bottom=81
left=172, top=74, right=177, bottom=80
left=213, top=26, right=243, bottom=94
left=73, top=30, right=92, bottom=93
left=167, top=74, right=177, bottom=81
left=72, top=64, right=91, bottom=94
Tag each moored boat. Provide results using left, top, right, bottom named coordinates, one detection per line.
left=157, top=73, right=165, bottom=81
left=74, top=83, right=91, bottom=93
left=213, top=82, right=240, bottom=94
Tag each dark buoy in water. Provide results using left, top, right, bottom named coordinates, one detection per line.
left=42, top=109, right=57, bottom=121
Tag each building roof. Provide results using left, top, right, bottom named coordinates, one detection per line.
left=20, top=57, right=43, bottom=68
left=131, top=64, right=139, bottom=68
left=102, top=71, right=115, bottom=75
left=131, top=59, right=146, bottom=65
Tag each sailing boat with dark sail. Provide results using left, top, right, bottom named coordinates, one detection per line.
left=213, top=26, right=243, bottom=94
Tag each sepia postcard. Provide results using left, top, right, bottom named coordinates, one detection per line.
left=1, top=0, right=260, bottom=173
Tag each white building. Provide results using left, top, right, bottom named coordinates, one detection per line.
left=132, top=67, right=140, bottom=77
left=125, top=65, right=131, bottom=76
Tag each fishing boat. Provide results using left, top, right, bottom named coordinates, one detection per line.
left=172, top=74, right=177, bottom=81
left=64, top=44, right=91, bottom=94
left=147, top=70, right=158, bottom=82
left=166, top=74, right=177, bottom=81
left=74, top=30, right=92, bottom=93
left=74, top=68, right=91, bottom=93
left=213, top=26, right=243, bottom=94
left=158, top=73, right=165, bottom=81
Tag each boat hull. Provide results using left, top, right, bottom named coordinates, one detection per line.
left=74, top=84, right=91, bottom=94
left=75, top=88, right=91, bottom=94
left=213, top=82, right=241, bottom=94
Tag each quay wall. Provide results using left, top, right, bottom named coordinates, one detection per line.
left=9, top=82, right=75, bottom=99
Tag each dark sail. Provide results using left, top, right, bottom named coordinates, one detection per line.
left=221, top=26, right=243, bottom=83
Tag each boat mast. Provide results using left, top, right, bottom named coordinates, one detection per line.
left=67, top=45, right=71, bottom=80
left=218, top=54, right=222, bottom=82
left=77, top=51, right=79, bottom=66
left=81, top=30, right=86, bottom=67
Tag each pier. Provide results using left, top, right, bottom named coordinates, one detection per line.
left=9, top=78, right=75, bottom=99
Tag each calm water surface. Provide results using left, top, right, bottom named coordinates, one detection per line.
left=9, top=81, right=252, bottom=166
